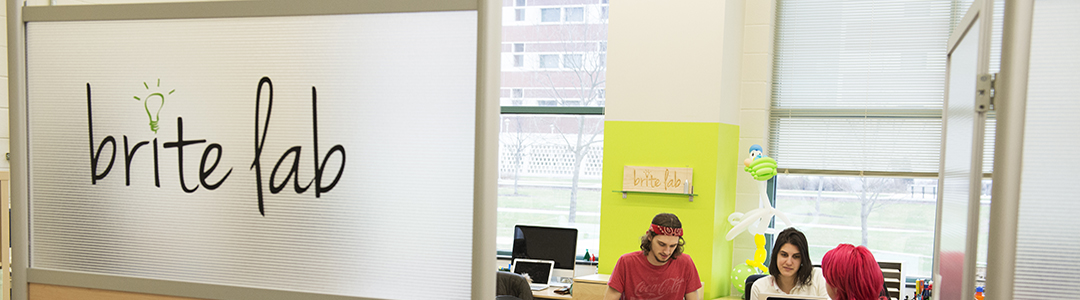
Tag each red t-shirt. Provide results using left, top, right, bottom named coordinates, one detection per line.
left=608, top=251, right=703, bottom=300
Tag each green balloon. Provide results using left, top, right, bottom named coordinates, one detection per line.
left=730, top=262, right=760, bottom=294
left=744, top=157, right=778, bottom=181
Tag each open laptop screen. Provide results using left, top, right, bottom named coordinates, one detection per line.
left=760, top=293, right=830, bottom=300
left=511, top=259, right=554, bottom=285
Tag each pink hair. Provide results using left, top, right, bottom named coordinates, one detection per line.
left=821, top=244, right=884, bottom=300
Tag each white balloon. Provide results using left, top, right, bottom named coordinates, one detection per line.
left=728, top=212, right=744, bottom=226
left=724, top=189, right=794, bottom=240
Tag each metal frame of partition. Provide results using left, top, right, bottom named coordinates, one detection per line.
left=985, top=0, right=1032, bottom=298
left=6, top=1, right=500, bottom=299
left=932, top=0, right=994, bottom=298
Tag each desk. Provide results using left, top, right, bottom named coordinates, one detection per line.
left=532, top=287, right=571, bottom=300
left=532, top=274, right=610, bottom=300
left=537, top=275, right=739, bottom=300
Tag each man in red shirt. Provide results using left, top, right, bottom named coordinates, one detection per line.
left=605, top=213, right=703, bottom=300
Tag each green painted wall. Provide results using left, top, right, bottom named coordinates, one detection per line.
left=598, top=121, right=739, bottom=299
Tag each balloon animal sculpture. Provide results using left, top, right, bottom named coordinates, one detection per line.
left=727, top=144, right=792, bottom=275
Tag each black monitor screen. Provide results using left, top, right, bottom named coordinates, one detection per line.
left=512, top=225, right=578, bottom=271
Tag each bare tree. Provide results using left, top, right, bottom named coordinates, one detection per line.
left=501, top=116, right=537, bottom=195
left=839, top=177, right=910, bottom=246
left=552, top=116, right=603, bottom=223
left=532, top=8, right=606, bottom=224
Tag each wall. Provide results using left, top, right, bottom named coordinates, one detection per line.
left=733, top=0, right=775, bottom=282
left=598, top=121, right=738, bottom=299
left=605, top=0, right=739, bottom=124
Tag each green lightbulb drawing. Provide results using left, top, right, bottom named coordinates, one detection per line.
left=133, top=79, right=175, bottom=134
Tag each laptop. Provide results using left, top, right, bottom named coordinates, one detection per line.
left=759, top=293, right=830, bottom=300
left=511, top=258, right=555, bottom=291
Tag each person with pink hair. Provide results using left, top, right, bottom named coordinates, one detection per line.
left=820, top=244, right=887, bottom=300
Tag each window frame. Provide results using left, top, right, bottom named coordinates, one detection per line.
left=767, top=0, right=1000, bottom=282
left=514, top=8, right=525, bottom=22
left=497, top=106, right=604, bottom=264
left=540, top=7, right=560, bottom=23
left=563, top=6, right=585, bottom=23
left=499, top=0, right=608, bottom=266
left=538, top=54, right=560, bottom=69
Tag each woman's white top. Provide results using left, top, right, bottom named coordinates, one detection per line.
left=749, top=267, right=829, bottom=300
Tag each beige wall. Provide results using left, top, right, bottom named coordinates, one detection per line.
left=606, top=0, right=741, bottom=124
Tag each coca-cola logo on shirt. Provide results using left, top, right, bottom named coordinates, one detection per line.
left=633, top=278, right=686, bottom=298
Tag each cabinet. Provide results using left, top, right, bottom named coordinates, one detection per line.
left=572, top=274, right=609, bottom=300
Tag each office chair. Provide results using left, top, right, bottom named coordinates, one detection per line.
left=744, top=274, right=769, bottom=300
left=880, top=280, right=891, bottom=300
left=496, top=296, right=525, bottom=300
left=877, top=261, right=903, bottom=300
left=496, top=271, right=534, bottom=300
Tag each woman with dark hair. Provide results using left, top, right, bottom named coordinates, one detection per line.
left=748, top=227, right=828, bottom=300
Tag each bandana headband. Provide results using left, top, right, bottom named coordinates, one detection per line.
left=650, top=224, right=683, bottom=236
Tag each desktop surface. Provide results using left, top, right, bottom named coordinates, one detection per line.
left=531, top=274, right=609, bottom=300
left=531, top=286, right=571, bottom=300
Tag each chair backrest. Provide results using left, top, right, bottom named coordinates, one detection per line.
left=496, top=295, right=524, bottom=300
left=877, top=261, right=903, bottom=300
left=744, top=274, right=769, bottom=300
left=496, top=271, right=534, bottom=300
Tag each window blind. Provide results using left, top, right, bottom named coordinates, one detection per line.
left=771, top=0, right=960, bottom=175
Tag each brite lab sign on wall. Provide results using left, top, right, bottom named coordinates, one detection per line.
left=25, top=12, right=477, bottom=299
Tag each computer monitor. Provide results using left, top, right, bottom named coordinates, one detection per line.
left=512, top=225, right=578, bottom=283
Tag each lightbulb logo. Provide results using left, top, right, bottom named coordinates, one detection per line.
left=133, top=79, right=175, bottom=134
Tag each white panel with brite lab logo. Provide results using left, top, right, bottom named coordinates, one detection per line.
left=24, top=11, right=477, bottom=300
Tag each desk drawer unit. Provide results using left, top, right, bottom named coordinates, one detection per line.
left=572, top=274, right=610, bottom=300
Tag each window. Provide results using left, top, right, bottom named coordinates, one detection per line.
left=563, top=54, right=583, bottom=69
left=513, top=43, right=525, bottom=67
left=515, top=9, right=525, bottom=22
left=601, top=6, right=609, bottom=21
left=541, top=8, right=560, bottom=22
left=539, top=54, right=559, bottom=68
left=564, top=7, right=584, bottom=22
left=770, top=0, right=984, bottom=279
left=774, top=175, right=940, bottom=277
left=499, top=0, right=607, bottom=260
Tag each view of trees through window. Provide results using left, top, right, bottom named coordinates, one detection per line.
left=774, top=174, right=991, bottom=278
left=497, top=0, right=607, bottom=258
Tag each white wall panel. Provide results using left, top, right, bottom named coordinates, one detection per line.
left=1013, top=0, right=1080, bottom=298
left=25, top=11, right=477, bottom=299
